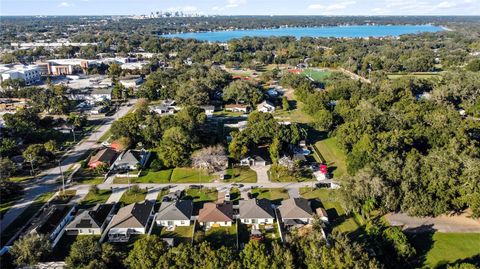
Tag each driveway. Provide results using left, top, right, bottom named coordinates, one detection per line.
left=287, top=188, right=299, bottom=198
left=250, top=165, right=271, bottom=184
left=68, top=185, right=90, bottom=205
left=145, top=186, right=162, bottom=202
left=0, top=100, right=135, bottom=233
left=106, top=187, right=127, bottom=204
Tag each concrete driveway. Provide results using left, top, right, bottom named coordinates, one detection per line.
left=106, top=187, right=127, bottom=204
left=145, top=186, right=162, bottom=202
left=250, top=165, right=271, bottom=184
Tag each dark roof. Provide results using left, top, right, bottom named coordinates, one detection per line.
left=27, top=205, right=73, bottom=236
left=239, top=199, right=275, bottom=219
left=89, top=147, right=117, bottom=165
left=156, top=200, right=193, bottom=221
left=67, top=203, right=115, bottom=229
left=109, top=201, right=154, bottom=229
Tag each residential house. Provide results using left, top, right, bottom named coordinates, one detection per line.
left=198, top=202, right=234, bottom=229
left=24, top=204, right=75, bottom=247
left=239, top=199, right=275, bottom=225
left=257, top=101, right=276, bottom=113
left=240, top=156, right=267, bottom=167
left=65, top=203, right=116, bottom=235
left=107, top=201, right=154, bottom=242
left=111, top=149, right=151, bottom=171
left=225, top=104, right=250, bottom=113
left=88, top=147, right=118, bottom=169
left=200, top=105, right=215, bottom=117
left=278, top=198, right=314, bottom=229
left=66, top=88, right=112, bottom=104
left=155, top=200, right=193, bottom=227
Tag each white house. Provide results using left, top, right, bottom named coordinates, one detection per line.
left=155, top=200, right=193, bottom=227
left=107, top=201, right=154, bottom=242
left=257, top=101, right=276, bottom=113
left=239, top=199, right=275, bottom=225
left=200, top=105, right=215, bottom=117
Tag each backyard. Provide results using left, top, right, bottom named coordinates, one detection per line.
left=409, top=232, right=480, bottom=268
left=155, top=225, right=195, bottom=245
left=314, top=137, right=347, bottom=178
left=300, top=187, right=363, bottom=233
left=196, top=224, right=238, bottom=248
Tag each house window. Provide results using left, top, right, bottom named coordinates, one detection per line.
left=224, top=221, right=228, bottom=225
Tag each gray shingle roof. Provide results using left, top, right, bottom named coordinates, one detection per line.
left=278, top=198, right=313, bottom=219
left=239, top=199, right=275, bottom=219
left=109, top=201, right=153, bottom=229
left=156, top=200, right=193, bottom=221
left=66, top=204, right=115, bottom=229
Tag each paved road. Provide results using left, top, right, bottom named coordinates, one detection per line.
left=386, top=212, right=480, bottom=233
left=0, top=100, right=136, bottom=232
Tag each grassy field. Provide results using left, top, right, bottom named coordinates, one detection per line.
left=302, top=68, right=332, bottom=82
left=0, top=192, right=54, bottom=247
left=409, top=232, right=480, bottom=268
left=184, top=188, right=218, bottom=202
left=268, top=168, right=314, bottom=182
left=314, top=137, right=348, bottom=178
left=72, top=167, right=105, bottom=185
left=119, top=187, right=147, bottom=205
left=80, top=189, right=112, bottom=207
left=273, top=100, right=313, bottom=124
left=114, top=168, right=215, bottom=184
left=224, top=167, right=257, bottom=183
left=300, top=187, right=362, bottom=233
left=251, top=188, right=289, bottom=204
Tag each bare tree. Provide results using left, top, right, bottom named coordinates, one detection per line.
left=191, top=145, right=228, bottom=172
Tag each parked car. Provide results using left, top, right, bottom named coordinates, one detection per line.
left=189, top=185, right=203, bottom=189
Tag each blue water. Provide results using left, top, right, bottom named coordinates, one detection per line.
left=162, top=25, right=443, bottom=42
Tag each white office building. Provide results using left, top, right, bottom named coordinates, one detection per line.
left=0, top=64, right=42, bottom=85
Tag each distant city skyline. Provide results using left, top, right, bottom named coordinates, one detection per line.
left=1, top=0, right=480, bottom=16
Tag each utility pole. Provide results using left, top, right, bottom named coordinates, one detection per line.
left=59, top=159, right=65, bottom=193
left=72, top=127, right=76, bottom=143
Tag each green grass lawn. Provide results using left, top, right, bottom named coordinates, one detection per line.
left=268, top=168, right=314, bottom=182
left=155, top=225, right=194, bottom=245
left=224, top=167, right=257, bottom=183
left=0, top=192, right=54, bottom=247
left=8, top=176, right=34, bottom=183
left=171, top=168, right=216, bottom=183
left=119, top=187, right=147, bottom=206
left=80, top=189, right=112, bottom=207
left=251, top=188, right=289, bottom=204
left=198, top=224, right=237, bottom=248
left=97, top=128, right=112, bottom=142
left=72, top=167, right=105, bottom=185
left=302, top=68, right=332, bottom=82
left=273, top=101, right=313, bottom=124
left=300, top=187, right=362, bottom=233
left=409, top=232, right=480, bottom=268
left=114, top=168, right=215, bottom=184
left=314, top=137, right=348, bottom=178
left=185, top=188, right=218, bottom=203
left=1, top=192, right=23, bottom=219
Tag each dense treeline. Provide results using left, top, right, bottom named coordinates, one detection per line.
left=281, top=70, right=480, bottom=217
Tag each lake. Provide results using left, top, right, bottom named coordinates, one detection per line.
left=162, top=25, right=443, bottom=42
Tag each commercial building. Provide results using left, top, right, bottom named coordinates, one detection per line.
left=0, top=64, right=42, bottom=85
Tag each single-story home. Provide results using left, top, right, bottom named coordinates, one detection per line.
left=198, top=202, right=234, bottom=229
left=225, top=104, right=250, bottom=113
left=239, top=199, right=275, bottom=225
left=88, top=147, right=118, bottom=169
left=65, top=203, right=116, bottom=235
left=200, top=105, right=215, bottom=117
left=240, top=156, right=267, bottom=167
left=119, top=75, right=143, bottom=89
left=278, top=198, right=314, bottom=229
left=24, top=204, right=75, bottom=247
left=257, top=101, right=275, bottom=113
left=107, top=201, right=154, bottom=242
left=111, top=149, right=150, bottom=171
left=155, top=200, right=193, bottom=227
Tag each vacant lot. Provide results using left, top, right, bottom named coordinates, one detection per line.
left=114, top=168, right=215, bottom=184
left=119, top=187, right=147, bottom=205
left=409, top=232, right=480, bottom=268
left=81, top=189, right=112, bottom=207
left=314, top=137, right=347, bottom=178
left=224, top=167, right=257, bottom=183
left=251, top=188, right=289, bottom=204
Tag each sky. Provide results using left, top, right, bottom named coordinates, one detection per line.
left=1, top=0, right=479, bottom=16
